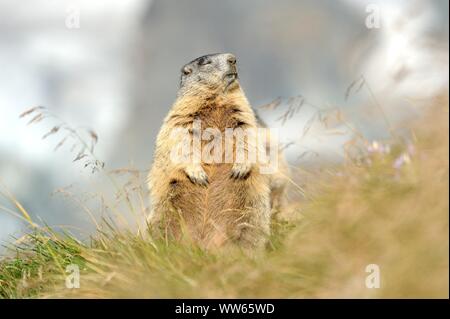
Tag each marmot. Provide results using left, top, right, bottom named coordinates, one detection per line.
left=147, top=53, right=288, bottom=249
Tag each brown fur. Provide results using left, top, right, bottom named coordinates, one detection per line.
left=147, top=55, right=288, bottom=249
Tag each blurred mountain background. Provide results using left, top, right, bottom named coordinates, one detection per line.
left=0, top=0, right=448, bottom=243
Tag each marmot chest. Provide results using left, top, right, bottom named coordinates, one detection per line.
left=197, top=105, right=239, bottom=131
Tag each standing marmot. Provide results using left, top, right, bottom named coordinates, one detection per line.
left=147, top=53, right=287, bottom=249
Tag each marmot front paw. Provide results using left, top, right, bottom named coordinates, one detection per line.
left=230, top=162, right=252, bottom=179
left=185, top=165, right=209, bottom=186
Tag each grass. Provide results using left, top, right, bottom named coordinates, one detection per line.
left=0, top=96, right=448, bottom=299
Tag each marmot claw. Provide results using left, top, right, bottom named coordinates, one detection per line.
left=230, top=162, right=252, bottom=180
left=185, top=165, right=209, bottom=186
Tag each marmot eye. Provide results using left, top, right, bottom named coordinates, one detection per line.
left=198, top=58, right=211, bottom=66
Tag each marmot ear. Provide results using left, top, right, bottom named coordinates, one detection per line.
left=182, top=66, right=193, bottom=75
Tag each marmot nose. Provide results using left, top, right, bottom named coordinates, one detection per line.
left=226, top=54, right=236, bottom=65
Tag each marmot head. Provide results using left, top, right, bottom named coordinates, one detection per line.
left=178, top=53, right=240, bottom=97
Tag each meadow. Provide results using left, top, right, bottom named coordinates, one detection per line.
left=0, top=94, right=448, bottom=299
